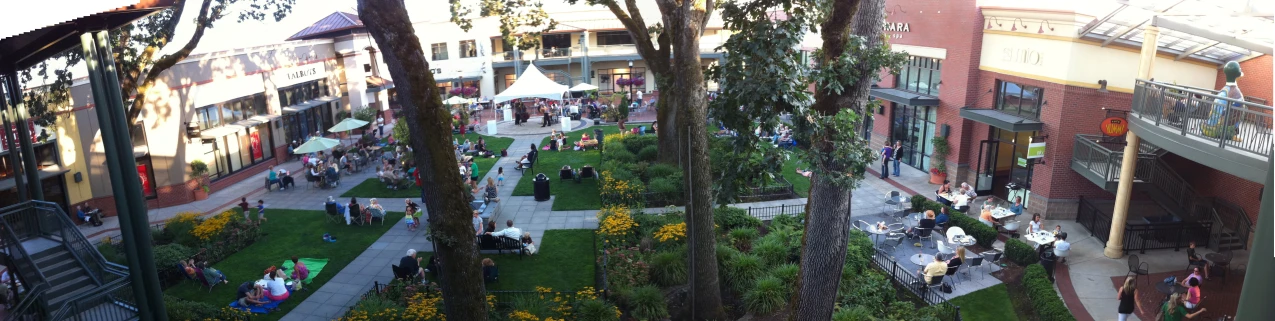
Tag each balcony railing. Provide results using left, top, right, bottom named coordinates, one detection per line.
left=1130, top=79, right=1273, bottom=156
left=1070, top=134, right=1156, bottom=188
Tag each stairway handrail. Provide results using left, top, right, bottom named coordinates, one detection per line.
left=47, top=274, right=134, bottom=321
left=25, top=201, right=130, bottom=275
left=4, top=283, right=48, bottom=321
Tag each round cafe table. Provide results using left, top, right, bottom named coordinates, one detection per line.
left=1025, top=231, right=1056, bottom=248
left=1155, top=282, right=1187, bottom=302
left=950, top=234, right=977, bottom=247
left=910, top=253, right=935, bottom=266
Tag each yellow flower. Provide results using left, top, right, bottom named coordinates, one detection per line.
left=509, top=310, right=539, bottom=321
left=598, top=206, right=637, bottom=237
left=654, top=222, right=687, bottom=242
left=171, top=211, right=202, bottom=224
left=191, top=211, right=234, bottom=241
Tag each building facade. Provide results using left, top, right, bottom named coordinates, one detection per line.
left=866, top=0, right=1270, bottom=227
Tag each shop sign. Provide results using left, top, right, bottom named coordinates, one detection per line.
left=137, top=164, right=153, bottom=196
left=884, top=21, right=910, bottom=39
left=272, top=63, right=325, bottom=87
left=250, top=132, right=263, bottom=159
left=0, top=121, right=39, bottom=152
left=1001, top=47, right=1043, bottom=66
left=1017, top=157, right=1028, bottom=167
left=1099, top=117, right=1129, bottom=137
left=1027, top=142, right=1046, bottom=159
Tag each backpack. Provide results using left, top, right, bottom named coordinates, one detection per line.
left=941, top=283, right=953, bottom=293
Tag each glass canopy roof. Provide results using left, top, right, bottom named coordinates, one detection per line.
left=1073, top=0, right=1273, bottom=64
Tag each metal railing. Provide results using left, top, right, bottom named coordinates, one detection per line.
left=737, top=177, right=799, bottom=203
left=744, top=203, right=807, bottom=221
left=868, top=248, right=962, bottom=320
left=1130, top=79, right=1273, bottom=156
left=1201, top=197, right=1252, bottom=250
left=1076, top=196, right=1114, bottom=245
left=4, top=283, right=48, bottom=321
left=1076, top=196, right=1215, bottom=254
left=1070, top=134, right=1157, bottom=185
left=48, top=277, right=136, bottom=321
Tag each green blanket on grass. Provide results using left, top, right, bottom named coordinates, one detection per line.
left=281, top=258, right=329, bottom=284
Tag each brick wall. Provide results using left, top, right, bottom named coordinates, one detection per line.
left=1160, top=153, right=1263, bottom=224
left=1213, top=55, right=1273, bottom=104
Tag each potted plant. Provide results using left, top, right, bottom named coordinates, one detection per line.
left=929, top=136, right=950, bottom=185
left=190, top=160, right=210, bottom=200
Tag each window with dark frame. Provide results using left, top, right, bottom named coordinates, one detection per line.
left=460, top=40, right=478, bottom=58
left=896, top=56, right=942, bottom=96
left=596, top=31, right=634, bottom=46
left=994, top=80, right=1044, bottom=120
left=431, top=42, right=449, bottom=61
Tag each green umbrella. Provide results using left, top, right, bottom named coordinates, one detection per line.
left=327, top=118, right=371, bottom=133
left=292, top=137, right=341, bottom=154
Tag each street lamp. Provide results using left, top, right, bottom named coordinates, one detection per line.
left=627, top=60, right=634, bottom=107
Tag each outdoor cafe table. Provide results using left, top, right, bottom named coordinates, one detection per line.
left=937, top=192, right=955, bottom=206
left=1155, top=282, right=1187, bottom=302
left=990, top=207, right=1016, bottom=220
left=862, top=223, right=899, bottom=247
left=950, top=234, right=976, bottom=247
left=905, top=213, right=924, bottom=227
left=1025, top=231, right=1056, bottom=248
left=910, top=253, right=936, bottom=266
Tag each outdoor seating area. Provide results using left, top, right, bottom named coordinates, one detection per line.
left=856, top=210, right=1006, bottom=299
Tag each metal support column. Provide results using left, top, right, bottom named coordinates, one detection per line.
left=1235, top=154, right=1273, bottom=319
left=581, top=30, right=591, bottom=84
left=1106, top=26, right=1160, bottom=259
left=0, top=75, right=28, bottom=200
left=79, top=30, right=165, bottom=321
left=4, top=73, right=43, bottom=200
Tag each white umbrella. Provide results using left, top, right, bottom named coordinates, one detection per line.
left=292, top=137, right=341, bottom=154
left=328, top=118, right=370, bottom=133
left=443, top=96, right=472, bottom=105
left=569, top=83, right=598, bottom=92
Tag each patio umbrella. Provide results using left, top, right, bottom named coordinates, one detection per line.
left=292, top=137, right=341, bottom=154
left=443, top=96, right=472, bottom=105
left=328, top=118, right=370, bottom=133
left=569, top=83, right=598, bottom=92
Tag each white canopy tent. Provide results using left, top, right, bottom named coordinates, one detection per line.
left=493, top=63, right=569, bottom=103
left=569, top=83, right=598, bottom=92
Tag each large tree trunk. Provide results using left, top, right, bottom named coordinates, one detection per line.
left=359, top=1, right=488, bottom=320
left=658, top=0, right=726, bottom=319
left=654, top=75, right=680, bottom=164
left=791, top=0, right=884, bottom=319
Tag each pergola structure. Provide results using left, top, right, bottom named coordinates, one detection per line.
left=1078, top=1, right=1273, bottom=320
left=0, top=1, right=174, bottom=320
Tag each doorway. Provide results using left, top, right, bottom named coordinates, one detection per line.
left=889, top=103, right=937, bottom=171
left=974, top=127, right=1036, bottom=203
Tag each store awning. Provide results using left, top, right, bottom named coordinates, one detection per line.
left=960, top=107, right=1044, bottom=132
left=230, top=114, right=281, bottom=128
left=0, top=166, right=69, bottom=191
left=366, top=76, right=394, bottom=93
left=870, top=88, right=940, bottom=106
left=282, top=96, right=340, bottom=113
left=199, top=124, right=245, bottom=139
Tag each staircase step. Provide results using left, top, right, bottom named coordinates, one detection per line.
left=41, top=258, right=84, bottom=279
left=47, top=276, right=98, bottom=308
left=33, top=248, right=72, bottom=268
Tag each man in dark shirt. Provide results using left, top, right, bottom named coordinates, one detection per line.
left=236, top=281, right=267, bottom=306
left=400, top=249, right=426, bottom=279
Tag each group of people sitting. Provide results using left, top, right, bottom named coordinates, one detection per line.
left=325, top=196, right=388, bottom=226
left=456, top=138, right=499, bottom=158
left=235, top=257, right=310, bottom=308
left=916, top=244, right=972, bottom=286
left=75, top=204, right=104, bottom=226
left=935, top=182, right=978, bottom=213
left=475, top=219, right=539, bottom=255
left=265, top=165, right=296, bottom=191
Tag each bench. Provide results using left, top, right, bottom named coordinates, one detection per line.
left=477, top=235, right=525, bottom=259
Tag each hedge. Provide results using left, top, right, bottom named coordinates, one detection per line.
left=910, top=195, right=998, bottom=248
left=1005, top=238, right=1039, bottom=266
left=1024, top=264, right=1076, bottom=321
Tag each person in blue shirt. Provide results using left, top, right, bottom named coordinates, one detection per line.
left=879, top=144, right=894, bottom=179
left=77, top=205, right=103, bottom=226
left=934, top=206, right=951, bottom=228
left=1009, top=196, right=1025, bottom=216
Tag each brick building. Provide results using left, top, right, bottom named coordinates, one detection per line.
left=866, top=0, right=1270, bottom=227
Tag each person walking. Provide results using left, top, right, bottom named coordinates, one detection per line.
left=892, top=140, right=903, bottom=177
left=377, top=116, right=385, bottom=138
left=880, top=143, right=894, bottom=179
left=1116, top=276, right=1143, bottom=321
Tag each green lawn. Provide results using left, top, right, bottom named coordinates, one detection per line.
left=948, top=284, right=1019, bottom=321
left=418, top=229, right=596, bottom=291
left=510, top=126, right=624, bottom=211
left=780, top=152, right=812, bottom=198
left=343, top=133, right=514, bottom=198
left=164, top=209, right=405, bottom=321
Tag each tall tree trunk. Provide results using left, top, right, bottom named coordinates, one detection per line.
left=359, top=1, right=487, bottom=320
left=654, top=75, right=680, bottom=164
left=791, top=0, right=885, bottom=319
left=659, top=0, right=725, bottom=319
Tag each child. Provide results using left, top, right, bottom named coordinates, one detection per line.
left=497, top=167, right=505, bottom=186
left=238, top=198, right=251, bottom=222
left=405, top=213, right=417, bottom=232
left=256, top=200, right=268, bottom=223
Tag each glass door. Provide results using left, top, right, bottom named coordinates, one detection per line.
left=974, top=140, right=998, bottom=195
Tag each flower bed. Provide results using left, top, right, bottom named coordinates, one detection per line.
left=338, top=280, right=620, bottom=321
left=99, top=210, right=263, bottom=289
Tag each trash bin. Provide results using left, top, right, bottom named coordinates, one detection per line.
left=594, top=129, right=605, bottom=147
left=534, top=173, right=551, bottom=201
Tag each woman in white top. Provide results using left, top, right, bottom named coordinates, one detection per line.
left=1029, top=214, right=1043, bottom=234
left=264, top=269, right=290, bottom=301
left=952, top=193, right=971, bottom=213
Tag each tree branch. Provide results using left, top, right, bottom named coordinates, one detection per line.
left=126, top=0, right=213, bottom=125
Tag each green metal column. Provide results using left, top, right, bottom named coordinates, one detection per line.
left=0, top=75, right=28, bottom=200
left=79, top=31, right=165, bottom=321
left=1235, top=155, right=1273, bottom=320
left=3, top=74, right=43, bottom=200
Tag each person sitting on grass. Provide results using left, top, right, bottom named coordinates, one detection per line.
left=482, top=258, right=498, bottom=283
left=201, top=261, right=228, bottom=285
left=290, top=256, right=309, bottom=285
left=795, top=168, right=813, bottom=178
left=237, top=281, right=268, bottom=307
left=400, top=249, right=427, bottom=280
left=263, top=268, right=290, bottom=302
left=521, top=232, right=538, bottom=255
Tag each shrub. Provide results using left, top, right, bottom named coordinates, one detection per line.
left=715, top=207, right=762, bottom=231
left=151, top=226, right=175, bottom=245
left=649, top=248, right=688, bottom=286
left=770, top=213, right=803, bottom=229
left=1006, top=238, right=1039, bottom=266
left=744, top=276, right=789, bottom=315
left=609, top=149, right=637, bottom=164
left=645, top=163, right=679, bottom=180
left=347, top=293, right=405, bottom=316
left=918, top=199, right=997, bottom=248
left=728, top=228, right=760, bottom=251
left=600, top=247, right=649, bottom=292
left=153, top=243, right=194, bottom=270
left=576, top=299, right=621, bottom=321
left=647, top=177, right=679, bottom=199
left=637, top=145, right=659, bottom=163
left=164, top=294, right=250, bottom=321
left=842, top=243, right=870, bottom=275
left=770, top=263, right=799, bottom=285
left=653, top=222, right=686, bottom=244
left=165, top=212, right=203, bottom=247
left=911, top=194, right=928, bottom=212
left=97, top=241, right=123, bottom=265
left=605, top=142, right=628, bottom=157
left=831, top=305, right=874, bottom=321
left=624, top=135, right=657, bottom=155
left=624, top=285, right=668, bottom=321
left=753, top=238, right=789, bottom=267
left=726, top=253, right=765, bottom=292
left=1025, top=264, right=1077, bottom=321
left=716, top=244, right=740, bottom=269
left=192, top=210, right=236, bottom=241
left=838, top=271, right=894, bottom=314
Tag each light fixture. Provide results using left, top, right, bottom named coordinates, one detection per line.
left=986, top=17, right=1001, bottom=30
left=1098, top=80, right=1109, bottom=93
left=1011, top=18, right=1027, bottom=31
left=1038, top=20, right=1055, bottom=34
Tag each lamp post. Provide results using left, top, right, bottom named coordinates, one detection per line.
left=627, top=60, right=634, bottom=107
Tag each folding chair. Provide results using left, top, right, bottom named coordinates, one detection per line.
left=368, top=208, right=387, bottom=225
left=325, top=203, right=342, bottom=224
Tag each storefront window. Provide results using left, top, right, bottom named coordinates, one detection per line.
left=897, top=56, right=942, bottom=96
left=597, top=31, right=634, bottom=46
left=431, top=42, right=449, bottom=61
left=279, top=79, right=329, bottom=106
left=460, top=40, right=478, bottom=58
left=208, top=123, right=274, bottom=181
left=890, top=103, right=938, bottom=170
left=503, top=74, right=517, bottom=92
left=597, top=67, right=646, bottom=94
left=995, top=80, right=1044, bottom=120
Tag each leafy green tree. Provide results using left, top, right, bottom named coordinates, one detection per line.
left=712, top=0, right=906, bottom=319
left=19, top=0, right=295, bottom=128
left=360, top=0, right=489, bottom=319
